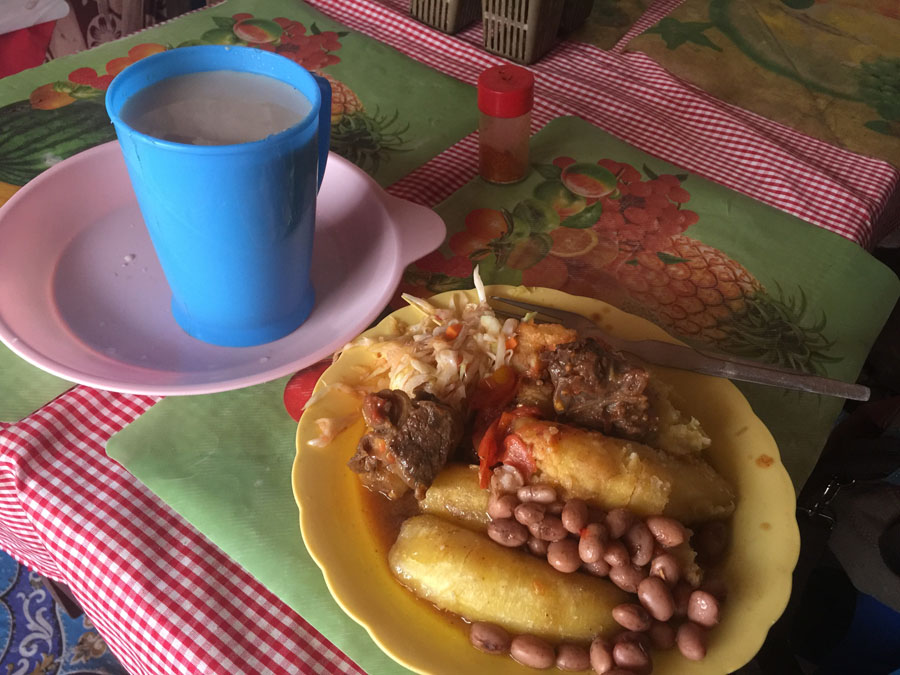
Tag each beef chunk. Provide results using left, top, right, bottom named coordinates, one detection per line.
left=544, top=338, right=654, bottom=438
left=348, top=389, right=463, bottom=499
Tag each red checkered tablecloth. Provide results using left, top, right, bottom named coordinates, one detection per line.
left=0, top=1, right=897, bottom=674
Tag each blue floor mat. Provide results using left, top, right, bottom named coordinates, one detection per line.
left=0, top=550, right=129, bottom=675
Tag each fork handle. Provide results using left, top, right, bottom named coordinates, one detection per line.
left=593, top=334, right=870, bottom=401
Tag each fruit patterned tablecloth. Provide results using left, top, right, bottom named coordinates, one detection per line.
left=626, top=0, right=900, bottom=167
left=0, top=0, right=899, bottom=674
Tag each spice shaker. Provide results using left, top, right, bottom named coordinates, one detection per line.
left=477, top=65, right=534, bottom=184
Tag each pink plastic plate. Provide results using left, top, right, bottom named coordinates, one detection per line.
left=0, top=142, right=445, bottom=395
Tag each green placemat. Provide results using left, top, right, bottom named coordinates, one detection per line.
left=107, top=116, right=898, bottom=675
left=0, top=0, right=476, bottom=424
left=625, top=0, right=900, bottom=166
left=0, top=345, right=72, bottom=422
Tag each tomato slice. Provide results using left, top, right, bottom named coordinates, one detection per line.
left=476, top=419, right=502, bottom=488
left=476, top=406, right=543, bottom=488
left=501, top=433, right=536, bottom=481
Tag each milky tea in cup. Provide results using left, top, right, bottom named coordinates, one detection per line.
left=119, top=70, right=312, bottom=146
left=106, top=46, right=331, bottom=348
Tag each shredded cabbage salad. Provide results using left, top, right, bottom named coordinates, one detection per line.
left=308, top=267, right=518, bottom=414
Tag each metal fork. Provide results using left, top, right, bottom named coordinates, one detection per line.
left=491, top=296, right=870, bottom=401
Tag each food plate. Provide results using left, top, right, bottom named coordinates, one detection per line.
left=0, top=141, right=444, bottom=395
left=294, top=286, right=800, bottom=675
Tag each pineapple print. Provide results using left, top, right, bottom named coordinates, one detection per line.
left=445, top=156, right=840, bottom=375
left=606, top=237, right=763, bottom=343
left=317, top=71, right=364, bottom=125
left=567, top=159, right=839, bottom=375
left=597, top=235, right=837, bottom=375
left=316, top=71, right=410, bottom=173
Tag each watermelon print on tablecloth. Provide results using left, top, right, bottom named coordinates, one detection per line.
left=0, top=20, right=402, bottom=199
left=0, top=0, right=477, bottom=205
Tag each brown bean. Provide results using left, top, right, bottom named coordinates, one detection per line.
left=530, top=515, right=568, bottom=542
left=615, top=631, right=651, bottom=649
left=676, top=622, right=707, bottom=661
left=514, top=502, right=546, bottom=526
left=648, top=621, right=676, bottom=650
left=603, top=540, right=630, bottom=568
left=612, top=639, right=651, bottom=675
left=649, top=553, right=681, bottom=587
left=589, top=637, right=614, bottom=674
left=546, top=500, right=565, bottom=515
left=609, top=565, right=648, bottom=593
left=582, top=559, right=611, bottom=577
left=606, top=508, right=635, bottom=539
left=562, top=498, right=589, bottom=534
left=645, top=516, right=686, bottom=548
left=547, top=539, right=582, bottom=573
left=487, top=493, right=519, bottom=520
left=469, top=622, right=510, bottom=654
left=487, top=518, right=529, bottom=547
left=556, top=643, right=591, bottom=672
left=510, top=634, right=555, bottom=669
left=624, top=522, right=655, bottom=567
left=637, top=576, right=675, bottom=622
left=672, top=581, right=693, bottom=618
left=694, top=520, right=729, bottom=564
left=579, top=523, right=607, bottom=564
left=517, top=484, right=557, bottom=504
left=528, top=536, right=550, bottom=557
left=687, top=590, right=720, bottom=627
left=588, top=506, right=608, bottom=524
left=611, top=603, right=652, bottom=632
left=593, top=521, right=610, bottom=541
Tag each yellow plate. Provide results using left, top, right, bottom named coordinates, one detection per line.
left=293, top=286, right=799, bottom=674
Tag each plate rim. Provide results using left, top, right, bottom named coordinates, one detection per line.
left=293, top=285, right=801, bottom=675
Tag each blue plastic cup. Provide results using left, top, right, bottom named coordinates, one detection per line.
left=106, top=46, right=331, bottom=347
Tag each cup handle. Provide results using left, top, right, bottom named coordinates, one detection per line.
left=384, top=194, right=447, bottom=266
left=313, top=74, right=332, bottom=191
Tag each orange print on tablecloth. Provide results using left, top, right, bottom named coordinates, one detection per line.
left=30, top=43, right=167, bottom=110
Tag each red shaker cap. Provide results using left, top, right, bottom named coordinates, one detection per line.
left=477, top=65, right=534, bottom=119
